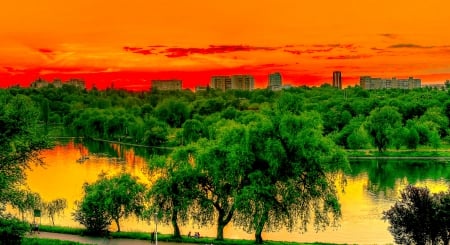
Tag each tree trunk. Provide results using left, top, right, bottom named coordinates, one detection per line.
left=171, top=209, right=181, bottom=239
left=114, top=218, right=120, bottom=232
left=254, top=210, right=268, bottom=244
left=216, top=222, right=225, bottom=240
left=216, top=206, right=235, bottom=240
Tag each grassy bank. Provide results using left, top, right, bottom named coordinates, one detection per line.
left=22, top=237, right=93, bottom=245
left=38, top=225, right=348, bottom=245
left=347, top=145, right=450, bottom=158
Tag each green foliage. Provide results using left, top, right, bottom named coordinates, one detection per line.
left=43, top=198, right=67, bottom=225
left=366, top=106, right=402, bottom=152
left=143, top=116, right=169, bottom=146
left=0, top=92, right=51, bottom=213
left=154, top=99, right=190, bottom=128
left=181, top=119, right=204, bottom=144
left=383, top=185, right=450, bottom=244
left=0, top=214, right=29, bottom=243
left=148, top=156, right=200, bottom=238
left=347, top=125, right=371, bottom=149
left=73, top=173, right=146, bottom=234
left=22, top=237, right=94, bottom=245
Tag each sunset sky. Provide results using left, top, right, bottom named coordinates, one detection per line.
left=1, top=0, right=450, bottom=90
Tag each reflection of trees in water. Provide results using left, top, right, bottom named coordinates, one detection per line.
left=73, top=138, right=171, bottom=163
left=349, top=159, right=450, bottom=198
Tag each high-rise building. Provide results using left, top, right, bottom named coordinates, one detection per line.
left=332, top=71, right=342, bottom=89
left=360, top=76, right=421, bottom=90
left=268, top=72, right=282, bottom=90
left=151, top=79, right=182, bottom=91
left=210, top=75, right=254, bottom=91
left=231, top=75, right=254, bottom=90
left=210, top=76, right=232, bottom=91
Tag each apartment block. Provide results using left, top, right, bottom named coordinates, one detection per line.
left=360, top=76, right=421, bottom=89
left=151, top=79, right=182, bottom=91
left=268, top=72, right=282, bottom=91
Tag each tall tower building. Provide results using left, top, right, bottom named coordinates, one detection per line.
left=268, top=72, right=282, bottom=90
left=332, top=71, right=342, bottom=89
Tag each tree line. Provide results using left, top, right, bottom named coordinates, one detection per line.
left=6, top=83, right=450, bottom=152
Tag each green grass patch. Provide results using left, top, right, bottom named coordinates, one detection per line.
left=347, top=148, right=450, bottom=158
left=38, top=225, right=85, bottom=235
left=22, top=237, right=94, bottom=245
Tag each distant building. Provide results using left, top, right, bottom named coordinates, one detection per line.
left=195, top=85, right=208, bottom=92
left=67, top=78, right=86, bottom=89
left=360, top=76, right=421, bottom=90
left=30, top=78, right=48, bottom=88
left=422, top=83, right=445, bottom=89
left=210, top=76, right=232, bottom=91
left=151, top=79, right=182, bottom=91
left=230, top=75, right=254, bottom=90
left=210, top=75, right=254, bottom=91
left=268, top=72, right=282, bottom=91
left=332, top=71, right=342, bottom=89
left=30, top=78, right=85, bottom=89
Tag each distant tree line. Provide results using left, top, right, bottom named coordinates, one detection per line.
left=5, top=83, right=450, bottom=152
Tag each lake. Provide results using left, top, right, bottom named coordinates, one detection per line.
left=22, top=139, right=450, bottom=244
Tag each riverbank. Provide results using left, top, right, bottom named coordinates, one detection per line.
left=347, top=146, right=450, bottom=159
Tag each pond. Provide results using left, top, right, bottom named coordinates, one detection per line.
left=22, top=139, right=450, bottom=244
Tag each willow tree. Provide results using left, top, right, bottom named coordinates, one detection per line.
left=147, top=146, right=201, bottom=239
left=0, top=94, right=50, bottom=206
left=233, top=111, right=349, bottom=243
left=73, top=173, right=146, bottom=233
left=0, top=93, right=51, bottom=241
left=366, top=106, right=402, bottom=152
left=193, top=120, right=254, bottom=240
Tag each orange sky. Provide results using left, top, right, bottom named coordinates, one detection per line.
left=1, top=0, right=450, bottom=90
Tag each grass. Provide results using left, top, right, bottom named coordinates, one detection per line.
left=36, top=225, right=350, bottom=245
left=39, top=225, right=85, bottom=235
left=22, top=237, right=94, bottom=245
left=347, top=144, right=450, bottom=158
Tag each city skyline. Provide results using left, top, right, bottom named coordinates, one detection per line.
left=1, top=1, right=450, bottom=91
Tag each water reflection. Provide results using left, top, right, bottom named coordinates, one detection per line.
left=22, top=141, right=450, bottom=244
left=351, top=159, right=450, bottom=199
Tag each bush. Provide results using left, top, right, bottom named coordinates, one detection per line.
left=0, top=215, right=29, bottom=244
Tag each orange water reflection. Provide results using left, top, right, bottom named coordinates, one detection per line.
left=23, top=142, right=450, bottom=244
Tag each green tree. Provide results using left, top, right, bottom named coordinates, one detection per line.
left=142, top=116, right=169, bottom=146
left=43, top=198, right=67, bottom=225
left=40, top=98, right=50, bottom=126
left=194, top=121, right=253, bottom=240
left=0, top=93, right=50, bottom=241
left=73, top=173, right=146, bottom=232
left=148, top=148, right=200, bottom=239
left=366, top=106, right=402, bottom=152
left=347, top=125, right=371, bottom=149
left=154, top=99, right=190, bottom=128
left=233, top=111, right=348, bottom=243
left=383, top=185, right=449, bottom=245
left=180, top=119, right=203, bottom=144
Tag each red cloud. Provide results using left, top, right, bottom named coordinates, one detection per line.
left=123, top=45, right=279, bottom=57
left=38, top=48, right=53, bottom=54
left=313, top=54, right=372, bottom=60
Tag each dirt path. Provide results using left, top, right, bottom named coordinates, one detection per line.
left=30, top=232, right=199, bottom=245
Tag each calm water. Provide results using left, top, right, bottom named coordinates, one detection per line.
left=22, top=140, right=450, bottom=244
